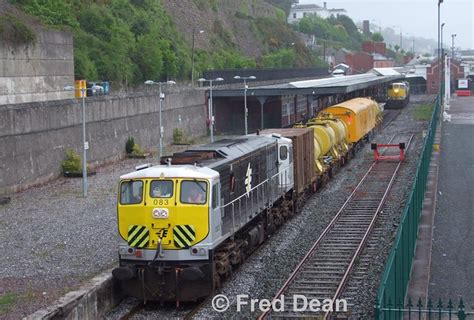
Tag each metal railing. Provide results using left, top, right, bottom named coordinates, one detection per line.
left=220, top=168, right=291, bottom=236
left=374, top=92, right=452, bottom=318
left=377, top=297, right=471, bottom=319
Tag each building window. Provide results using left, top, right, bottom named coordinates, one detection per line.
left=293, top=13, right=296, bottom=19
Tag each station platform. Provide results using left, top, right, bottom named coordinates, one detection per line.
left=407, top=95, right=474, bottom=308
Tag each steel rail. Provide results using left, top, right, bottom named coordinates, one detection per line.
left=259, top=134, right=413, bottom=320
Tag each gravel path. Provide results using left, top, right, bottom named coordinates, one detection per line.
left=0, top=135, right=229, bottom=319
left=0, top=157, right=138, bottom=319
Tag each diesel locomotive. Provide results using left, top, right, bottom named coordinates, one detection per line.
left=112, top=97, right=382, bottom=303
left=386, top=81, right=410, bottom=108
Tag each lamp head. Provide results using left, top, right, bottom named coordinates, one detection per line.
left=233, top=75, right=241, bottom=80
left=215, top=77, right=224, bottom=81
left=197, top=78, right=206, bottom=82
left=144, top=80, right=154, bottom=85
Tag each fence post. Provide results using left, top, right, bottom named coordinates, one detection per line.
left=417, top=298, right=423, bottom=319
left=437, top=298, right=443, bottom=320
left=457, top=298, right=466, bottom=320
left=448, top=298, right=453, bottom=320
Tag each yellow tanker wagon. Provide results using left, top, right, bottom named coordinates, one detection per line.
left=321, top=97, right=381, bottom=145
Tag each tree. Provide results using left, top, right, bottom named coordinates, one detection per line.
left=394, top=44, right=400, bottom=52
left=371, top=32, right=384, bottom=42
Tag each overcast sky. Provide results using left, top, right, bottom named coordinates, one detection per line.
left=298, top=0, right=473, bottom=49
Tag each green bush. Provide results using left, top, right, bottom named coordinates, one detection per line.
left=125, top=136, right=135, bottom=154
left=62, top=149, right=81, bottom=173
left=173, top=128, right=184, bottom=144
left=131, top=143, right=145, bottom=155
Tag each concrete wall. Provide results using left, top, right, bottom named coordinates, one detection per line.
left=0, top=88, right=207, bottom=194
left=0, top=27, right=74, bottom=105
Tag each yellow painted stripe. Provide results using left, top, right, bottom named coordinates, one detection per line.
left=174, top=228, right=192, bottom=246
left=130, top=229, right=148, bottom=247
left=173, top=235, right=186, bottom=248
left=136, top=235, right=149, bottom=248
left=180, top=225, right=195, bottom=240
left=128, top=226, right=143, bottom=241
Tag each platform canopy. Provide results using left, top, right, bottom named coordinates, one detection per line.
left=212, top=71, right=404, bottom=97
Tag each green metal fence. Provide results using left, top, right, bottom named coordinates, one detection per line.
left=376, top=297, right=470, bottom=319
left=374, top=95, right=451, bottom=319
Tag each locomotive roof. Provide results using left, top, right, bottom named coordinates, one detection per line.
left=120, top=165, right=219, bottom=180
left=169, top=135, right=277, bottom=169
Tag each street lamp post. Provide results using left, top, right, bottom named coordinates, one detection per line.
left=144, top=80, right=176, bottom=159
left=392, top=25, right=402, bottom=50
left=438, top=0, right=444, bottom=100
left=198, top=77, right=224, bottom=142
left=191, top=28, right=204, bottom=86
left=451, top=34, right=456, bottom=59
left=440, top=23, right=445, bottom=53
left=233, top=75, right=256, bottom=135
left=63, top=84, right=103, bottom=197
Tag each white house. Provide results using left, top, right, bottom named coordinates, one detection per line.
left=287, top=2, right=346, bottom=24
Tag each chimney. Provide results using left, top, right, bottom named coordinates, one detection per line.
left=324, top=2, right=327, bottom=9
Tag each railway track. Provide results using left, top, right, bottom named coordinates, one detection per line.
left=259, top=133, right=414, bottom=319
left=382, top=109, right=402, bottom=129
left=106, top=298, right=205, bottom=320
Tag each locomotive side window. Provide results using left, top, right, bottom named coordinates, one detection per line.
left=120, top=180, right=143, bottom=205
left=280, top=145, right=288, bottom=161
left=212, top=183, right=219, bottom=209
left=150, top=180, right=173, bottom=198
left=181, top=180, right=207, bottom=205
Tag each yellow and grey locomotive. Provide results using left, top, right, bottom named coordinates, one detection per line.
left=386, top=81, right=410, bottom=108
left=113, top=135, right=294, bottom=302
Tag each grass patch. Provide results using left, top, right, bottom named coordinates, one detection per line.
left=412, top=103, right=434, bottom=121
left=0, top=14, right=36, bottom=46
left=0, top=293, right=19, bottom=314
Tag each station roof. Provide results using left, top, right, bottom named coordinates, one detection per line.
left=212, top=71, right=404, bottom=97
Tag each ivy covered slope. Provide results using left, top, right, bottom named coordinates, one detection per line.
left=10, top=0, right=324, bottom=86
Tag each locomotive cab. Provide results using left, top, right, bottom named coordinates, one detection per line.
left=114, top=165, right=221, bottom=301
left=113, top=136, right=286, bottom=302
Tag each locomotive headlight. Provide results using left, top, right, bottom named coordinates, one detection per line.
left=119, top=246, right=134, bottom=255
left=152, top=208, right=169, bottom=219
left=190, top=246, right=207, bottom=256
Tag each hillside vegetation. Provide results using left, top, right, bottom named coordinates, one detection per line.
left=9, top=0, right=325, bottom=87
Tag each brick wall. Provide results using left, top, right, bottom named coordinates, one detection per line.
left=426, top=58, right=464, bottom=94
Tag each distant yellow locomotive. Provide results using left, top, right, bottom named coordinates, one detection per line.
left=113, top=97, right=382, bottom=303
left=386, top=81, right=410, bottom=108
